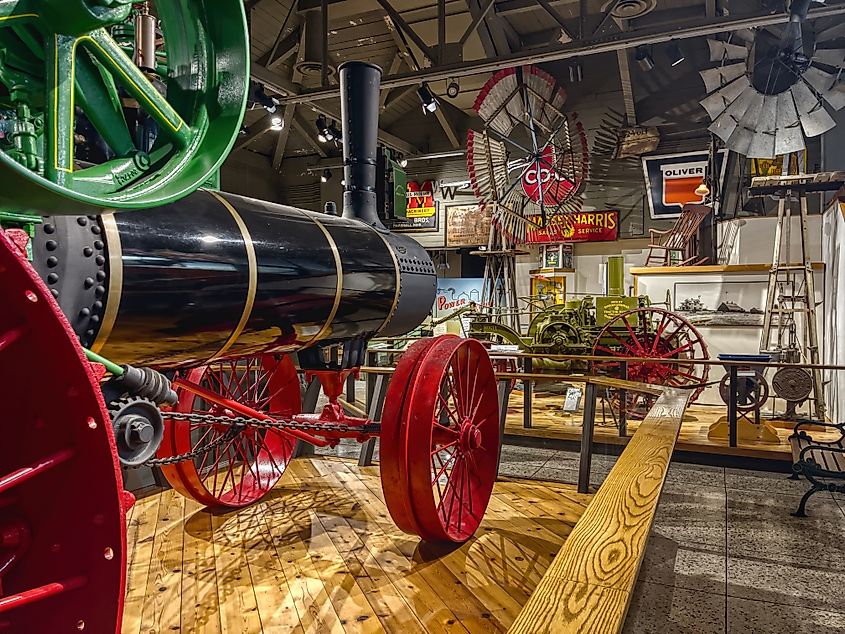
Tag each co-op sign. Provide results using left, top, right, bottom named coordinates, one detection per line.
left=642, top=150, right=727, bottom=219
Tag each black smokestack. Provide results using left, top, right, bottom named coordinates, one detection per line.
left=339, top=61, right=385, bottom=229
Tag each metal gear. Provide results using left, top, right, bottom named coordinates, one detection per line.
left=109, top=396, right=164, bottom=466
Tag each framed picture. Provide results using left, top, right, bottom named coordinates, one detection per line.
left=446, top=204, right=492, bottom=247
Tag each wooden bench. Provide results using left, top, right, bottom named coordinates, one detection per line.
left=789, top=420, right=845, bottom=517
left=508, top=386, right=691, bottom=634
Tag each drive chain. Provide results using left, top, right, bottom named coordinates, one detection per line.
left=143, top=411, right=377, bottom=467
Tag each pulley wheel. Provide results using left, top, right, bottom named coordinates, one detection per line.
left=0, top=1, right=248, bottom=215
left=592, top=307, right=709, bottom=418
left=772, top=367, right=813, bottom=403
left=381, top=336, right=500, bottom=543
left=0, top=231, right=126, bottom=632
left=719, top=372, right=770, bottom=413
left=158, top=355, right=300, bottom=509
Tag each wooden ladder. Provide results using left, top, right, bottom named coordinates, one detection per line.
left=752, top=161, right=845, bottom=421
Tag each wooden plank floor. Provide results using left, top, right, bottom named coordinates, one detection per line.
left=504, top=390, right=841, bottom=461
left=122, top=458, right=592, bottom=633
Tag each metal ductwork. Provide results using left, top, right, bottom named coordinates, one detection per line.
left=339, top=61, right=386, bottom=230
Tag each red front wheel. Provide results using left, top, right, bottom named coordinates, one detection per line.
left=158, top=355, right=301, bottom=508
left=381, top=336, right=500, bottom=543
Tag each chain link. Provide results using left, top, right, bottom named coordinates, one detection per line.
left=143, top=411, right=378, bottom=467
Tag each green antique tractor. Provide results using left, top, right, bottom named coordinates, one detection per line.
left=469, top=257, right=710, bottom=414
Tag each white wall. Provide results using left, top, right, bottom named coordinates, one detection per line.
left=718, top=214, right=824, bottom=265
left=822, top=201, right=845, bottom=422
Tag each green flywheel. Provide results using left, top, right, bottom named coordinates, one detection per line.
left=0, top=0, right=248, bottom=215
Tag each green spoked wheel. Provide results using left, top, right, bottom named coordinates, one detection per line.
left=0, top=0, right=248, bottom=215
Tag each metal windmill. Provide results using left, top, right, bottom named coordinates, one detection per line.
left=466, top=66, right=591, bottom=244
left=699, top=1, right=844, bottom=158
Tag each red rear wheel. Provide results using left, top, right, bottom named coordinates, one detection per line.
left=381, top=336, right=500, bottom=543
left=592, top=307, right=709, bottom=417
left=159, top=355, right=300, bottom=508
left=1, top=232, right=125, bottom=633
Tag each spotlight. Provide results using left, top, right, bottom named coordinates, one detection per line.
left=321, top=168, right=332, bottom=183
left=270, top=115, right=284, bottom=131
left=397, top=153, right=408, bottom=168
left=417, top=83, right=438, bottom=114
left=316, top=115, right=329, bottom=143
left=635, top=45, right=655, bottom=72
left=446, top=78, right=460, bottom=99
left=250, top=82, right=279, bottom=113
left=327, top=121, right=342, bottom=142
left=667, top=40, right=685, bottom=67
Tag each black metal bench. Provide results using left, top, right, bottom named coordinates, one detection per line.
left=788, top=420, right=845, bottom=517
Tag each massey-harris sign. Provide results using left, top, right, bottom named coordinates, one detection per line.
left=525, top=210, right=619, bottom=244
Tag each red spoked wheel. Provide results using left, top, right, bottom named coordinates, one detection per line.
left=591, top=307, right=709, bottom=417
left=158, top=355, right=300, bottom=509
left=1, top=232, right=126, bottom=633
left=381, top=336, right=500, bottom=543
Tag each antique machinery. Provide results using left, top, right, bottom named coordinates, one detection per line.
left=0, top=5, right=501, bottom=631
left=470, top=257, right=709, bottom=415
left=27, top=59, right=499, bottom=538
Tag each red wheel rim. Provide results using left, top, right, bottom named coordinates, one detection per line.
left=381, top=336, right=500, bottom=543
left=159, top=355, right=300, bottom=508
left=592, top=307, right=709, bottom=416
left=0, top=233, right=125, bottom=632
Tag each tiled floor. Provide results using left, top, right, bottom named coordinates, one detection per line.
left=314, top=439, right=845, bottom=632
left=495, top=444, right=845, bottom=634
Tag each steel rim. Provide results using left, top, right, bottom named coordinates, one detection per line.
left=159, top=355, right=300, bottom=508
left=382, top=336, right=500, bottom=543
left=0, top=232, right=125, bottom=632
left=0, top=1, right=248, bottom=215
left=592, top=307, right=709, bottom=415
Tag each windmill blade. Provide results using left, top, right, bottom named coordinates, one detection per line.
left=700, top=76, right=750, bottom=121
left=700, top=63, right=747, bottom=94
left=817, top=21, right=845, bottom=42
left=803, top=65, right=845, bottom=110
left=813, top=48, right=845, bottom=68
left=466, top=130, right=508, bottom=202
left=708, top=84, right=757, bottom=143
left=774, top=91, right=805, bottom=156
left=792, top=80, right=837, bottom=137
left=746, top=95, right=778, bottom=159
left=726, top=92, right=765, bottom=156
left=708, top=39, right=748, bottom=63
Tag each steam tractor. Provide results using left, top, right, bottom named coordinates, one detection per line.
left=0, top=3, right=499, bottom=632
left=470, top=257, right=710, bottom=414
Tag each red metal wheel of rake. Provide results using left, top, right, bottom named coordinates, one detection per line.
left=0, top=231, right=126, bottom=633
left=158, top=354, right=301, bottom=508
left=381, top=336, right=501, bottom=543
left=591, top=307, right=709, bottom=418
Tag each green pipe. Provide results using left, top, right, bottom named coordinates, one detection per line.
left=83, top=348, right=124, bottom=377
left=607, top=256, right=625, bottom=297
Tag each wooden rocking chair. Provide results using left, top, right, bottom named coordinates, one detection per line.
left=646, top=204, right=712, bottom=267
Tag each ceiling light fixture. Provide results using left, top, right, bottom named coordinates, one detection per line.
left=446, top=78, right=460, bottom=99
left=667, top=40, right=685, bottom=67
left=635, top=45, right=655, bottom=72
left=417, top=83, right=439, bottom=114
left=270, top=115, right=284, bottom=131
left=321, top=168, right=332, bottom=183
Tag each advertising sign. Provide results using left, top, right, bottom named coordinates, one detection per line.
left=642, top=150, right=727, bottom=219
left=446, top=204, right=492, bottom=247
left=525, top=210, right=619, bottom=244
left=406, top=180, right=437, bottom=219
left=521, top=146, right=578, bottom=205
left=434, top=278, right=483, bottom=318
left=388, top=209, right=438, bottom=232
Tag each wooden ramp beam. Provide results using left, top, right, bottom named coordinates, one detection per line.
left=508, top=387, right=691, bottom=634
